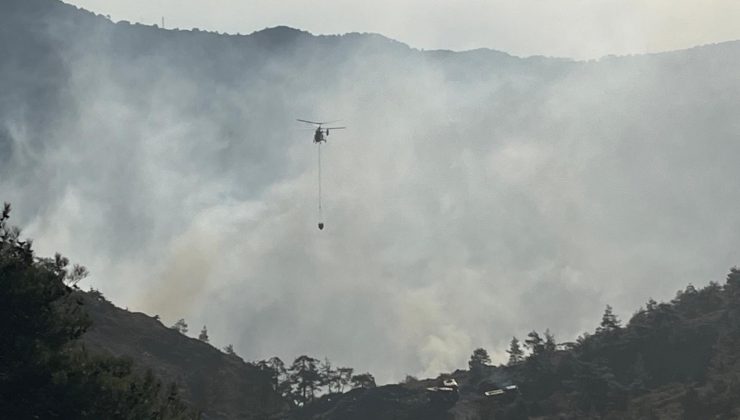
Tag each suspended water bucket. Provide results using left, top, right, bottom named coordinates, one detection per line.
left=318, top=222, right=325, bottom=230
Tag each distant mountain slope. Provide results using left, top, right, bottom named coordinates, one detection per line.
left=80, top=292, right=285, bottom=419
left=0, top=0, right=570, bottom=185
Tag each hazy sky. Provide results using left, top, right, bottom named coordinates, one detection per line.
left=4, top=1, right=740, bottom=384
left=63, top=0, right=740, bottom=59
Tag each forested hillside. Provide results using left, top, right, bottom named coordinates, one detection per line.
left=0, top=203, right=197, bottom=419
left=286, top=270, right=740, bottom=419
left=1, top=202, right=371, bottom=419
left=81, top=291, right=285, bottom=419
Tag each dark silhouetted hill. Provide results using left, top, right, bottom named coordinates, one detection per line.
left=80, top=291, right=285, bottom=419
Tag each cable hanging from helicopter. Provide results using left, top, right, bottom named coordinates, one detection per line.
left=296, top=119, right=346, bottom=230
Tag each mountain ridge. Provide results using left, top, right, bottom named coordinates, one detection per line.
left=42, top=0, right=734, bottom=62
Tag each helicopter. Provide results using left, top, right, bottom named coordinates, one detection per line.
left=296, top=119, right=346, bottom=231
left=296, top=119, right=346, bottom=143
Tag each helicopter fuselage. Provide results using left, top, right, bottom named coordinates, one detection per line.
left=314, top=127, right=327, bottom=143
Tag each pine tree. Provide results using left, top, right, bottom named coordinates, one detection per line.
left=726, top=267, right=740, bottom=310
left=257, top=357, right=288, bottom=396
left=289, top=356, right=321, bottom=405
left=319, top=358, right=339, bottom=393
left=337, top=367, right=354, bottom=392
left=267, top=356, right=287, bottom=385
left=598, top=305, right=622, bottom=333
left=223, top=344, right=236, bottom=355
left=198, top=325, right=209, bottom=343
left=525, top=331, right=545, bottom=355
left=351, top=373, right=376, bottom=389
left=469, top=348, right=491, bottom=369
left=646, top=298, right=658, bottom=312
left=727, top=267, right=740, bottom=289
left=171, top=319, right=188, bottom=335
left=469, top=348, right=491, bottom=381
left=544, top=329, right=557, bottom=353
left=507, top=337, right=525, bottom=365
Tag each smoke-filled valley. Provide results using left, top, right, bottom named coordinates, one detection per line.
left=2, top=0, right=740, bottom=388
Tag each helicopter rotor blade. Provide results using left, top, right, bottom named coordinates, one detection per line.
left=297, top=119, right=323, bottom=125
left=324, top=126, right=346, bottom=130
left=297, top=119, right=342, bottom=125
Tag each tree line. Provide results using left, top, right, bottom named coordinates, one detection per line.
left=253, top=355, right=376, bottom=406
left=167, top=318, right=376, bottom=407
left=462, top=272, right=740, bottom=419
